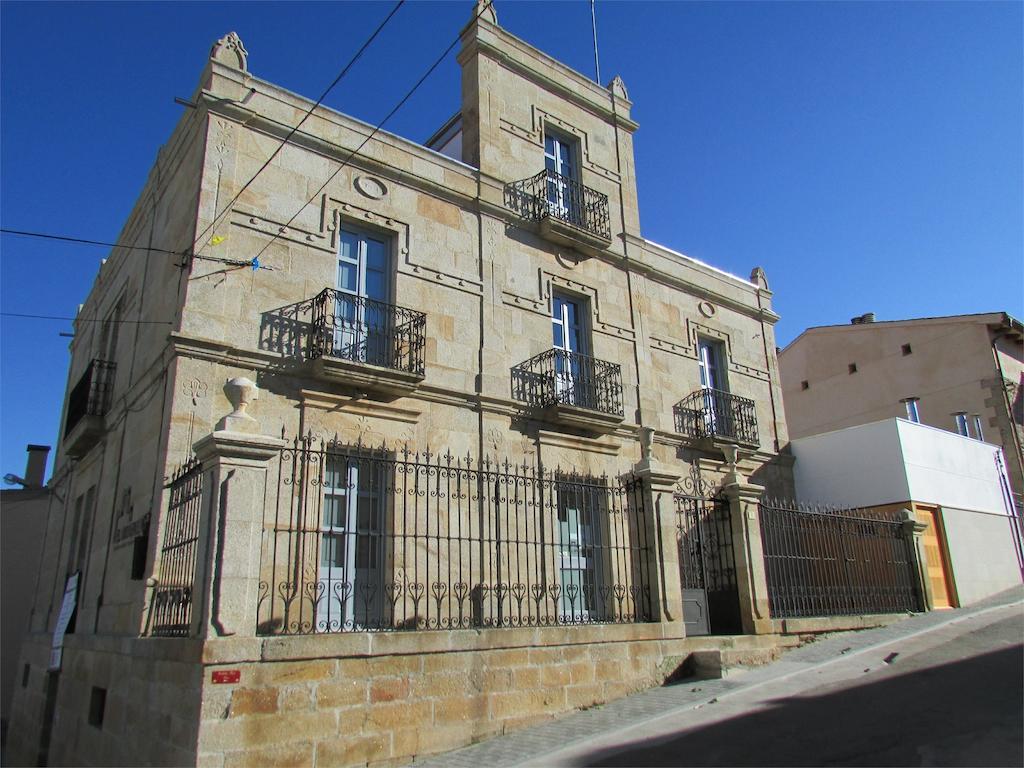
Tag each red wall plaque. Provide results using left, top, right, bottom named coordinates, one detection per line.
left=211, top=670, right=241, bottom=684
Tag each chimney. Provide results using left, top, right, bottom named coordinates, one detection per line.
left=25, top=445, right=50, bottom=488
left=851, top=312, right=876, bottom=325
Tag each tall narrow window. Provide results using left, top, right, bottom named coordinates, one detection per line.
left=551, top=294, right=588, bottom=407
left=697, top=338, right=727, bottom=392
left=319, top=454, right=384, bottom=631
left=334, top=228, right=391, bottom=367
left=954, top=412, right=969, bottom=437
left=972, top=415, right=984, bottom=441
left=903, top=398, right=921, bottom=423
left=544, top=130, right=579, bottom=222
left=697, top=338, right=728, bottom=436
left=556, top=479, right=604, bottom=622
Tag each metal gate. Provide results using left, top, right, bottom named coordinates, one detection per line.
left=675, top=494, right=741, bottom=635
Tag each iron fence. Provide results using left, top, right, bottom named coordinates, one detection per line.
left=512, top=348, right=624, bottom=417
left=308, top=288, right=426, bottom=376
left=759, top=499, right=924, bottom=618
left=504, top=169, right=612, bottom=241
left=150, top=457, right=205, bottom=636
left=675, top=494, right=741, bottom=634
left=674, top=388, right=759, bottom=446
left=256, top=437, right=652, bottom=635
left=64, top=359, right=116, bottom=437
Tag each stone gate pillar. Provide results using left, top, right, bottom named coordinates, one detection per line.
left=720, top=446, right=773, bottom=635
left=192, top=378, right=284, bottom=637
left=633, top=428, right=683, bottom=624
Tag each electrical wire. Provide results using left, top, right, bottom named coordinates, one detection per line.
left=189, top=0, right=406, bottom=258
left=0, top=227, right=273, bottom=272
left=250, top=0, right=495, bottom=264
left=0, top=228, right=188, bottom=257
left=0, top=312, right=173, bottom=325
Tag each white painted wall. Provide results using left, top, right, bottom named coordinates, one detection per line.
left=791, top=418, right=1023, bottom=605
left=941, top=507, right=1023, bottom=605
left=895, top=420, right=1008, bottom=515
left=790, top=419, right=909, bottom=507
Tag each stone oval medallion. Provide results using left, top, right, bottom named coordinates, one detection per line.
left=697, top=301, right=716, bottom=318
left=354, top=175, right=388, bottom=200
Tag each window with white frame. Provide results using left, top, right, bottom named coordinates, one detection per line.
left=902, top=397, right=921, bottom=423
left=954, top=412, right=969, bottom=437
left=972, top=415, right=985, bottom=441
left=544, top=129, right=579, bottom=219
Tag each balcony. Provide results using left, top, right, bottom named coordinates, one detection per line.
left=63, top=359, right=116, bottom=457
left=305, top=289, right=426, bottom=398
left=504, top=170, right=612, bottom=250
left=674, top=388, right=759, bottom=448
left=512, top=349, right=624, bottom=434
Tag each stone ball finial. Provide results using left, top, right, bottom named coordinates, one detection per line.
left=210, top=31, right=248, bottom=71
left=750, top=266, right=770, bottom=291
left=473, top=0, right=498, bottom=25
left=608, top=75, right=630, bottom=101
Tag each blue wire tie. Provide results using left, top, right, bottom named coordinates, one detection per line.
left=251, top=257, right=260, bottom=271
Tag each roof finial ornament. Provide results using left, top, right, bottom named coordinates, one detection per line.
left=210, top=31, right=248, bottom=72
left=750, top=266, right=770, bottom=291
left=609, top=75, right=629, bottom=101
left=473, top=0, right=497, bottom=25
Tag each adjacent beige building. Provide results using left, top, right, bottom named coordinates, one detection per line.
left=779, top=312, right=1024, bottom=505
left=8, top=5, right=803, bottom=765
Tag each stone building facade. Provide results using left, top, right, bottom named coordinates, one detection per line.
left=9, top=5, right=797, bottom=766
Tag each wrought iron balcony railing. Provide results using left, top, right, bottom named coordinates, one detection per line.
left=674, top=388, right=759, bottom=446
left=504, top=169, right=612, bottom=242
left=64, top=359, right=116, bottom=438
left=307, top=288, right=426, bottom=377
left=512, top=348, right=623, bottom=418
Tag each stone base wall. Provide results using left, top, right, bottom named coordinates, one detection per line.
left=6, top=633, right=204, bottom=767
left=195, top=625, right=788, bottom=767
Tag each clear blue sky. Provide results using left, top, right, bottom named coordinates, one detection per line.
left=2, top=1, right=1021, bottom=480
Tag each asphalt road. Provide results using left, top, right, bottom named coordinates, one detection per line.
left=567, top=610, right=1023, bottom=767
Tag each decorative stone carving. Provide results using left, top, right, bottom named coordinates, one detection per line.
left=750, top=266, right=770, bottom=291
left=697, top=300, right=716, bottom=318
left=609, top=75, right=630, bottom=101
left=210, top=32, right=248, bottom=72
left=218, top=377, right=258, bottom=432
left=354, top=175, right=388, bottom=200
left=181, top=377, right=208, bottom=406
left=473, top=0, right=497, bottom=24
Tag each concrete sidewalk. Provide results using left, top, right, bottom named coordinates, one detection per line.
left=416, top=586, right=1024, bottom=767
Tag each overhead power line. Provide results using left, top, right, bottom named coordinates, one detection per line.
left=0, top=228, right=188, bottom=257
left=0, top=227, right=273, bottom=271
left=0, top=312, right=173, bottom=325
left=251, top=0, right=495, bottom=264
left=190, top=0, right=406, bottom=257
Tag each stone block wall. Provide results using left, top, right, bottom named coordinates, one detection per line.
left=193, top=626, right=787, bottom=767
left=7, top=634, right=203, bottom=767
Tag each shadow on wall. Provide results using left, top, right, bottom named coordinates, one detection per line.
left=573, top=638, right=1023, bottom=767
left=260, top=301, right=314, bottom=359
